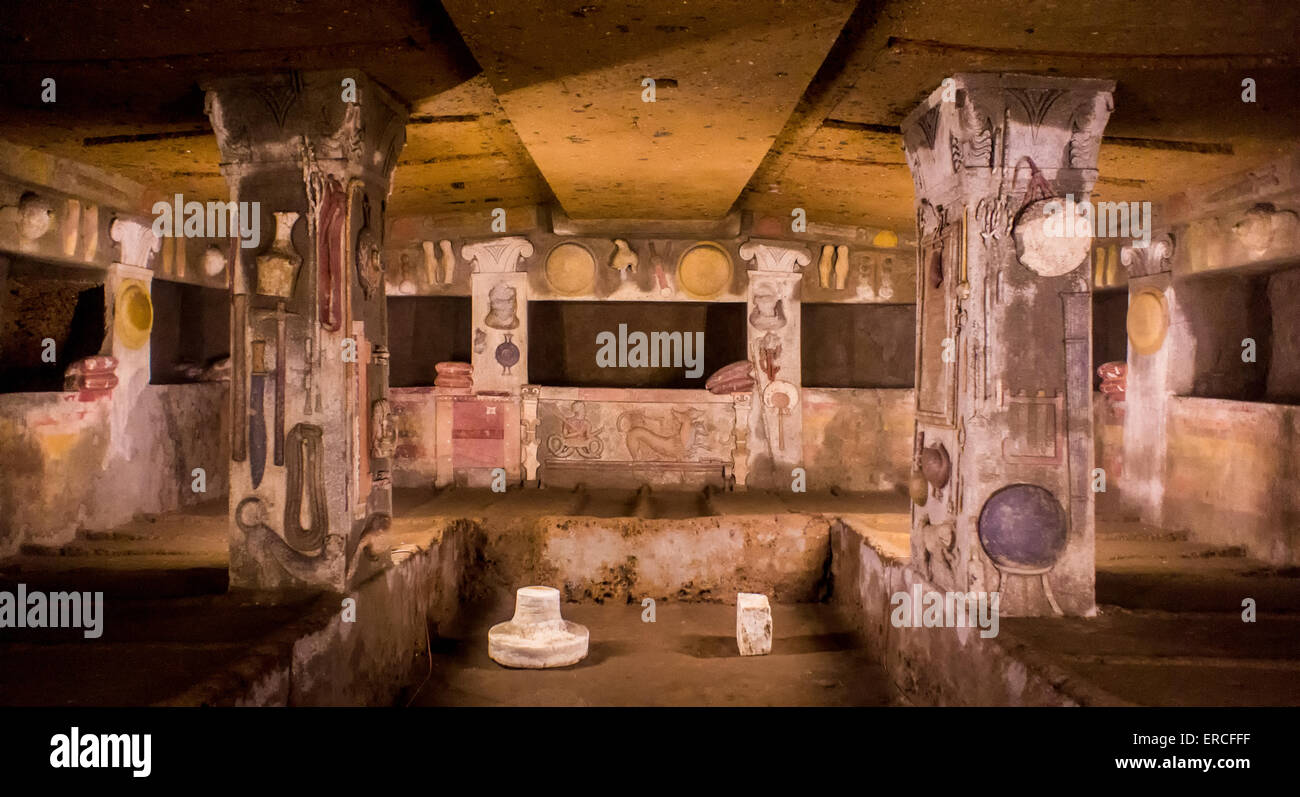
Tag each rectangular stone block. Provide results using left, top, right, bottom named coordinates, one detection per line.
left=736, top=592, right=772, bottom=656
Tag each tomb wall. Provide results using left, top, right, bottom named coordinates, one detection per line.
left=0, top=381, right=229, bottom=556
left=382, top=213, right=918, bottom=492
left=1102, top=148, right=1300, bottom=566
left=0, top=145, right=232, bottom=556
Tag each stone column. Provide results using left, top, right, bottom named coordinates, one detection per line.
left=205, top=71, right=407, bottom=593
left=739, top=240, right=809, bottom=488
left=901, top=74, right=1114, bottom=616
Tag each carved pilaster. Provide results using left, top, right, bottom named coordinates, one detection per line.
left=467, top=236, right=533, bottom=395
left=741, top=241, right=809, bottom=487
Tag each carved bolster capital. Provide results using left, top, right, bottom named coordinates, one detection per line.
left=462, top=236, right=535, bottom=274
left=109, top=218, right=161, bottom=269
left=739, top=239, right=812, bottom=273
left=901, top=73, right=1116, bottom=206
left=202, top=70, right=407, bottom=182
left=1120, top=232, right=1175, bottom=276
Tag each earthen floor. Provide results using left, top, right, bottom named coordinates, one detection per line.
left=2, top=492, right=1299, bottom=705
left=403, top=599, right=897, bottom=707
left=999, top=518, right=1300, bottom=706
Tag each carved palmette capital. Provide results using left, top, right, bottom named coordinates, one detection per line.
left=109, top=218, right=161, bottom=268
left=462, top=236, right=535, bottom=274
left=203, top=70, right=407, bottom=184
left=739, top=239, right=812, bottom=273
left=1120, top=232, right=1175, bottom=276
left=902, top=74, right=1115, bottom=209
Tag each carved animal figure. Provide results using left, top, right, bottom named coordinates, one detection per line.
left=610, top=238, right=638, bottom=280
left=617, top=408, right=705, bottom=461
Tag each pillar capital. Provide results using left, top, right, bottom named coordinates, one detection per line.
left=203, top=70, right=407, bottom=186
left=902, top=73, right=1114, bottom=214
left=462, top=236, right=535, bottom=274
left=109, top=217, right=161, bottom=269
left=739, top=239, right=812, bottom=274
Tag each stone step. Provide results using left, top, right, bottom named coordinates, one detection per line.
left=1099, top=539, right=1247, bottom=565
left=1096, top=520, right=1190, bottom=543
left=20, top=538, right=219, bottom=558
left=80, top=528, right=160, bottom=542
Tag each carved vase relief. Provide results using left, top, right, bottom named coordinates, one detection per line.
left=355, top=195, right=383, bottom=299
left=495, top=334, right=520, bottom=375
left=256, top=211, right=302, bottom=297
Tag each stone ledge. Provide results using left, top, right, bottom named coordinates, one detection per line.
left=829, top=518, right=1131, bottom=706
left=160, top=521, right=471, bottom=706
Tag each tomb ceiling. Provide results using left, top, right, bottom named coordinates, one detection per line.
left=0, top=0, right=1296, bottom=230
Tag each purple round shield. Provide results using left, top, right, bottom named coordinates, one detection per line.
left=977, top=483, right=1068, bottom=573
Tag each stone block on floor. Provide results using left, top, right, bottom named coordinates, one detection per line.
left=736, top=592, right=772, bottom=656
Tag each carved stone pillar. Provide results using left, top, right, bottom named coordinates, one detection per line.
left=103, top=219, right=159, bottom=399
left=740, top=240, right=809, bottom=488
left=901, top=74, right=1114, bottom=617
left=102, top=219, right=160, bottom=439
left=205, top=71, right=407, bottom=593
left=1116, top=236, right=1175, bottom=525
